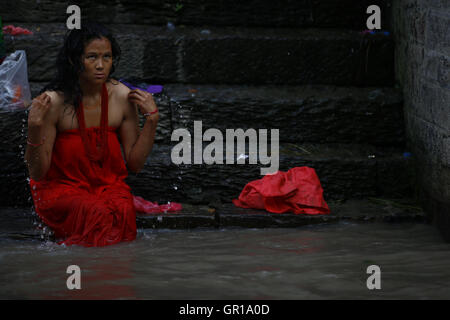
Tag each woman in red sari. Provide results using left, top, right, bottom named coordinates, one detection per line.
left=24, top=22, right=159, bottom=247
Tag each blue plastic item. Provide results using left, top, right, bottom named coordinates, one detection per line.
left=119, top=79, right=163, bottom=94
left=403, top=152, right=412, bottom=158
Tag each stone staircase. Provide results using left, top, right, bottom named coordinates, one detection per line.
left=1, top=0, right=419, bottom=224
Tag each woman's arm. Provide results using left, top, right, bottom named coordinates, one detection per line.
left=119, top=87, right=159, bottom=173
left=24, top=92, right=58, bottom=181
left=128, top=115, right=159, bottom=173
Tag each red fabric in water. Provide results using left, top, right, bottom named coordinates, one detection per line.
left=232, top=167, right=330, bottom=215
left=28, top=83, right=179, bottom=247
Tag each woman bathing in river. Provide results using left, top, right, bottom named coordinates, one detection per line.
left=25, top=22, right=159, bottom=247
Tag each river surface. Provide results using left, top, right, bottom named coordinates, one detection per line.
left=0, top=208, right=449, bottom=300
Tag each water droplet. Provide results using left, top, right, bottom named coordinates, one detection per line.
left=167, top=22, right=175, bottom=31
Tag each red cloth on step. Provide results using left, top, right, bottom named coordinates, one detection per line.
left=232, top=167, right=330, bottom=215
left=133, top=195, right=182, bottom=214
left=29, top=83, right=136, bottom=247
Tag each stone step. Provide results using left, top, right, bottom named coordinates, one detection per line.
left=28, top=82, right=405, bottom=147
left=5, top=23, right=394, bottom=86
left=2, top=0, right=392, bottom=30
left=125, top=142, right=413, bottom=205
left=162, top=83, right=405, bottom=147
left=0, top=198, right=426, bottom=242
left=134, top=198, right=426, bottom=230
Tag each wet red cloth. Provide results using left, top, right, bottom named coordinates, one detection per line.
left=133, top=196, right=182, bottom=214
left=232, top=167, right=330, bottom=215
left=29, top=83, right=136, bottom=247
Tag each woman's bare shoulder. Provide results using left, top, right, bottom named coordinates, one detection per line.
left=38, top=90, right=71, bottom=123
left=108, top=78, right=131, bottom=99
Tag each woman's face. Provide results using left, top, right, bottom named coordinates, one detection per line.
left=79, top=37, right=113, bottom=84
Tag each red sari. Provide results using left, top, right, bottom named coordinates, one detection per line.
left=29, top=83, right=137, bottom=247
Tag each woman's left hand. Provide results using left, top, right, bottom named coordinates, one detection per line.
left=128, top=89, right=158, bottom=116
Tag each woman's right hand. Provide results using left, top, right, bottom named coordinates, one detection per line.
left=28, top=93, right=52, bottom=128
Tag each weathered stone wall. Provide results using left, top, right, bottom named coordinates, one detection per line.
left=392, top=0, right=450, bottom=240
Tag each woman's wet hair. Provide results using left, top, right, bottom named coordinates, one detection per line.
left=41, top=20, right=121, bottom=113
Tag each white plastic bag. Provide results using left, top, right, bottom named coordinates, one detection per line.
left=0, top=50, right=32, bottom=111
